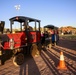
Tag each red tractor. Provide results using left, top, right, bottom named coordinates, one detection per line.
left=0, top=16, right=41, bottom=66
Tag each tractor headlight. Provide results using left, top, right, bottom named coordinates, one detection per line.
left=9, top=38, right=14, bottom=50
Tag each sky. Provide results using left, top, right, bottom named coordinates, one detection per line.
left=0, top=0, right=76, bottom=28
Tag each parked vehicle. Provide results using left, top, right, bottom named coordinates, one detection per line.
left=0, top=16, right=41, bottom=66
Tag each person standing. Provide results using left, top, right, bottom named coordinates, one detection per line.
left=51, top=30, right=55, bottom=45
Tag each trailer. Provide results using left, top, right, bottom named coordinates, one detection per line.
left=42, top=24, right=59, bottom=47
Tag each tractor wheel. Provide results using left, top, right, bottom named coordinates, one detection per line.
left=13, top=53, right=24, bottom=66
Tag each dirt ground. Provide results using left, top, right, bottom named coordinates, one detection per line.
left=0, top=39, right=76, bottom=75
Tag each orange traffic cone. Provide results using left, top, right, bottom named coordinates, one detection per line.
left=57, top=51, right=67, bottom=70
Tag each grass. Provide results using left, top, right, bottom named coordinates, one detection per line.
left=59, top=34, right=76, bottom=40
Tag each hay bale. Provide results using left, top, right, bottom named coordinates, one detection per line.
left=31, top=44, right=41, bottom=57
left=47, top=43, right=52, bottom=49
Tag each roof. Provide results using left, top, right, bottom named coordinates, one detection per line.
left=9, top=16, right=40, bottom=22
left=44, top=25, right=55, bottom=29
left=44, top=25, right=58, bottom=29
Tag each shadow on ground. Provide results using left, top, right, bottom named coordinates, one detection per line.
left=19, top=55, right=41, bottom=75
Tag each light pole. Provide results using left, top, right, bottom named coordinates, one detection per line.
left=14, top=5, right=21, bottom=16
